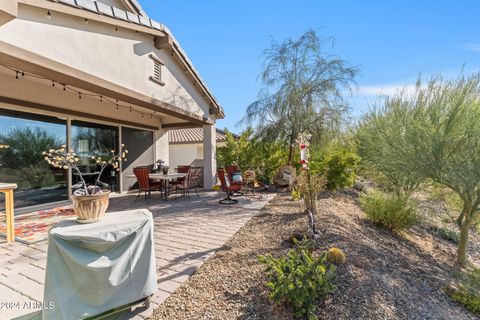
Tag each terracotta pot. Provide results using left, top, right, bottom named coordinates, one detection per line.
left=72, top=191, right=110, bottom=223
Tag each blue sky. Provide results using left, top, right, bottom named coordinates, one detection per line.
left=140, top=0, right=480, bottom=133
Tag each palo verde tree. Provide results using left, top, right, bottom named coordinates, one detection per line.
left=357, top=73, right=480, bottom=266
left=241, top=30, right=359, bottom=164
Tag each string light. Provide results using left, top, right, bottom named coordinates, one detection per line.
left=84, top=18, right=89, bottom=25
left=47, top=10, right=51, bottom=19
left=1, top=64, right=160, bottom=120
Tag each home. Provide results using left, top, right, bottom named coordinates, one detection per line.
left=168, top=127, right=234, bottom=170
left=0, top=0, right=224, bottom=212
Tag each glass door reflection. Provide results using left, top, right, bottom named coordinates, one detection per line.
left=71, top=120, right=119, bottom=192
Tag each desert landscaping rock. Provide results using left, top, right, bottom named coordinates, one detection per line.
left=153, top=192, right=478, bottom=320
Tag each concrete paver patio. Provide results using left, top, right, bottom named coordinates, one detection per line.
left=0, top=191, right=273, bottom=319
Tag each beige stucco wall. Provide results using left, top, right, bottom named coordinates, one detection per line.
left=0, top=4, right=211, bottom=120
left=169, top=141, right=225, bottom=169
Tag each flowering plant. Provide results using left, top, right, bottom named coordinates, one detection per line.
left=43, top=144, right=128, bottom=195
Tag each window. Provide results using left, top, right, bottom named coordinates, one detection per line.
left=0, top=109, right=67, bottom=210
left=149, top=54, right=165, bottom=86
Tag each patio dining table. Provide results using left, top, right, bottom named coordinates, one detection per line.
left=127, top=172, right=187, bottom=201
left=149, top=173, right=187, bottom=201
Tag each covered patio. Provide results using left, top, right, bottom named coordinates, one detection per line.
left=0, top=190, right=273, bottom=319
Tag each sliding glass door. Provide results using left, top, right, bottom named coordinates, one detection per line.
left=121, top=127, right=154, bottom=191
left=0, top=107, right=155, bottom=210
left=0, top=109, right=68, bottom=210
left=71, top=120, right=119, bottom=192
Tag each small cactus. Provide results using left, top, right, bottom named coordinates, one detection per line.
left=326, top=247, right=346, bottom=264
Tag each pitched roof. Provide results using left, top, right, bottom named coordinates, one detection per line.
left=45, top=0, right=224, bottom=118
left=169, top=128, right=232, bottom=144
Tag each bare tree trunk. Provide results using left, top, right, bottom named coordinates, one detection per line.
left=288, top=144, right=294, bottom=165
left=457, top=217, right=472, bottom=266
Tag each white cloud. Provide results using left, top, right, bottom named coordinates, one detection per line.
left=465, top=42, right=480, bottom=53
left=355, top=84, right=416, bottom=97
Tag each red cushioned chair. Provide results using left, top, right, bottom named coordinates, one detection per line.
left=217, top=168, right=242, bottom=204
left=133, top=167, right=161, bottom=201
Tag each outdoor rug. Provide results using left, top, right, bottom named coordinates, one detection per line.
left=0, top=206, right=75, bottom=244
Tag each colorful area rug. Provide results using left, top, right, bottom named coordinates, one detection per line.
left=0, top=206, right=75, bottom=244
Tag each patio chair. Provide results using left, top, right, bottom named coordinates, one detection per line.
left=225, top=165, right=239, bottom=180
left=171, top=165, right=190, bottom=189
left=217, top=168, right=242, bottom=204
left=176, top=167, right=202, bottom=200
left=133, top=167, right=161, bottom=201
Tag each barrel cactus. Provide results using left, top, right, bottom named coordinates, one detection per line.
left=326, top=247, right=346, bottom=264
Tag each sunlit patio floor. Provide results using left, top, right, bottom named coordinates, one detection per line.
left=0, top=190, right=273, bottom=319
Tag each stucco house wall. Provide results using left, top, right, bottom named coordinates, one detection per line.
left=169, top=141, right=226, bottom=169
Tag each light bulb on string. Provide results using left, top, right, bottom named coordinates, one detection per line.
left=15, top=71, right=19, bottom=79
left=47, top=10, right=51, bottom=19
left=52, top=80, right=55, bottom=87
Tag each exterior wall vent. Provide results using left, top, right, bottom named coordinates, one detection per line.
left=148, top=54, right=165, bottom=86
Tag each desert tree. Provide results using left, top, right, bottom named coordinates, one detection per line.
left=241, top=30, right=359, bottom=164
left=357, top=73, right=480, bottom=266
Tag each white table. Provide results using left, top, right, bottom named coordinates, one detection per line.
left=126, top=172, right=187, bottom=201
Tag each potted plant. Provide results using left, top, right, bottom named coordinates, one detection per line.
left=162, top=165, right=169, bottom=175
left=155, top=159, right=164, bottom=172
left=43, top=144, right=128, bottom=223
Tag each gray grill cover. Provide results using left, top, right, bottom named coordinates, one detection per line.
left=42, top=209, right=157, bottom=319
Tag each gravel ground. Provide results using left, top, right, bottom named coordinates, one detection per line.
left=152, top=191, right=479, bottom=320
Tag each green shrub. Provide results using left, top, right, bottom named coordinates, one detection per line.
left=258, top=239, right=336, bottom=320
left=430, top=225, right=460, bottom=244
left=323, top=148, right=360, bottom=190
left=310, top=144, right=359, bottom=190
left=359, top=191, right=419, bottom=231
left=449, top=268, right=480, bottom=314
left=216, top=128, right=289, bottom=184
